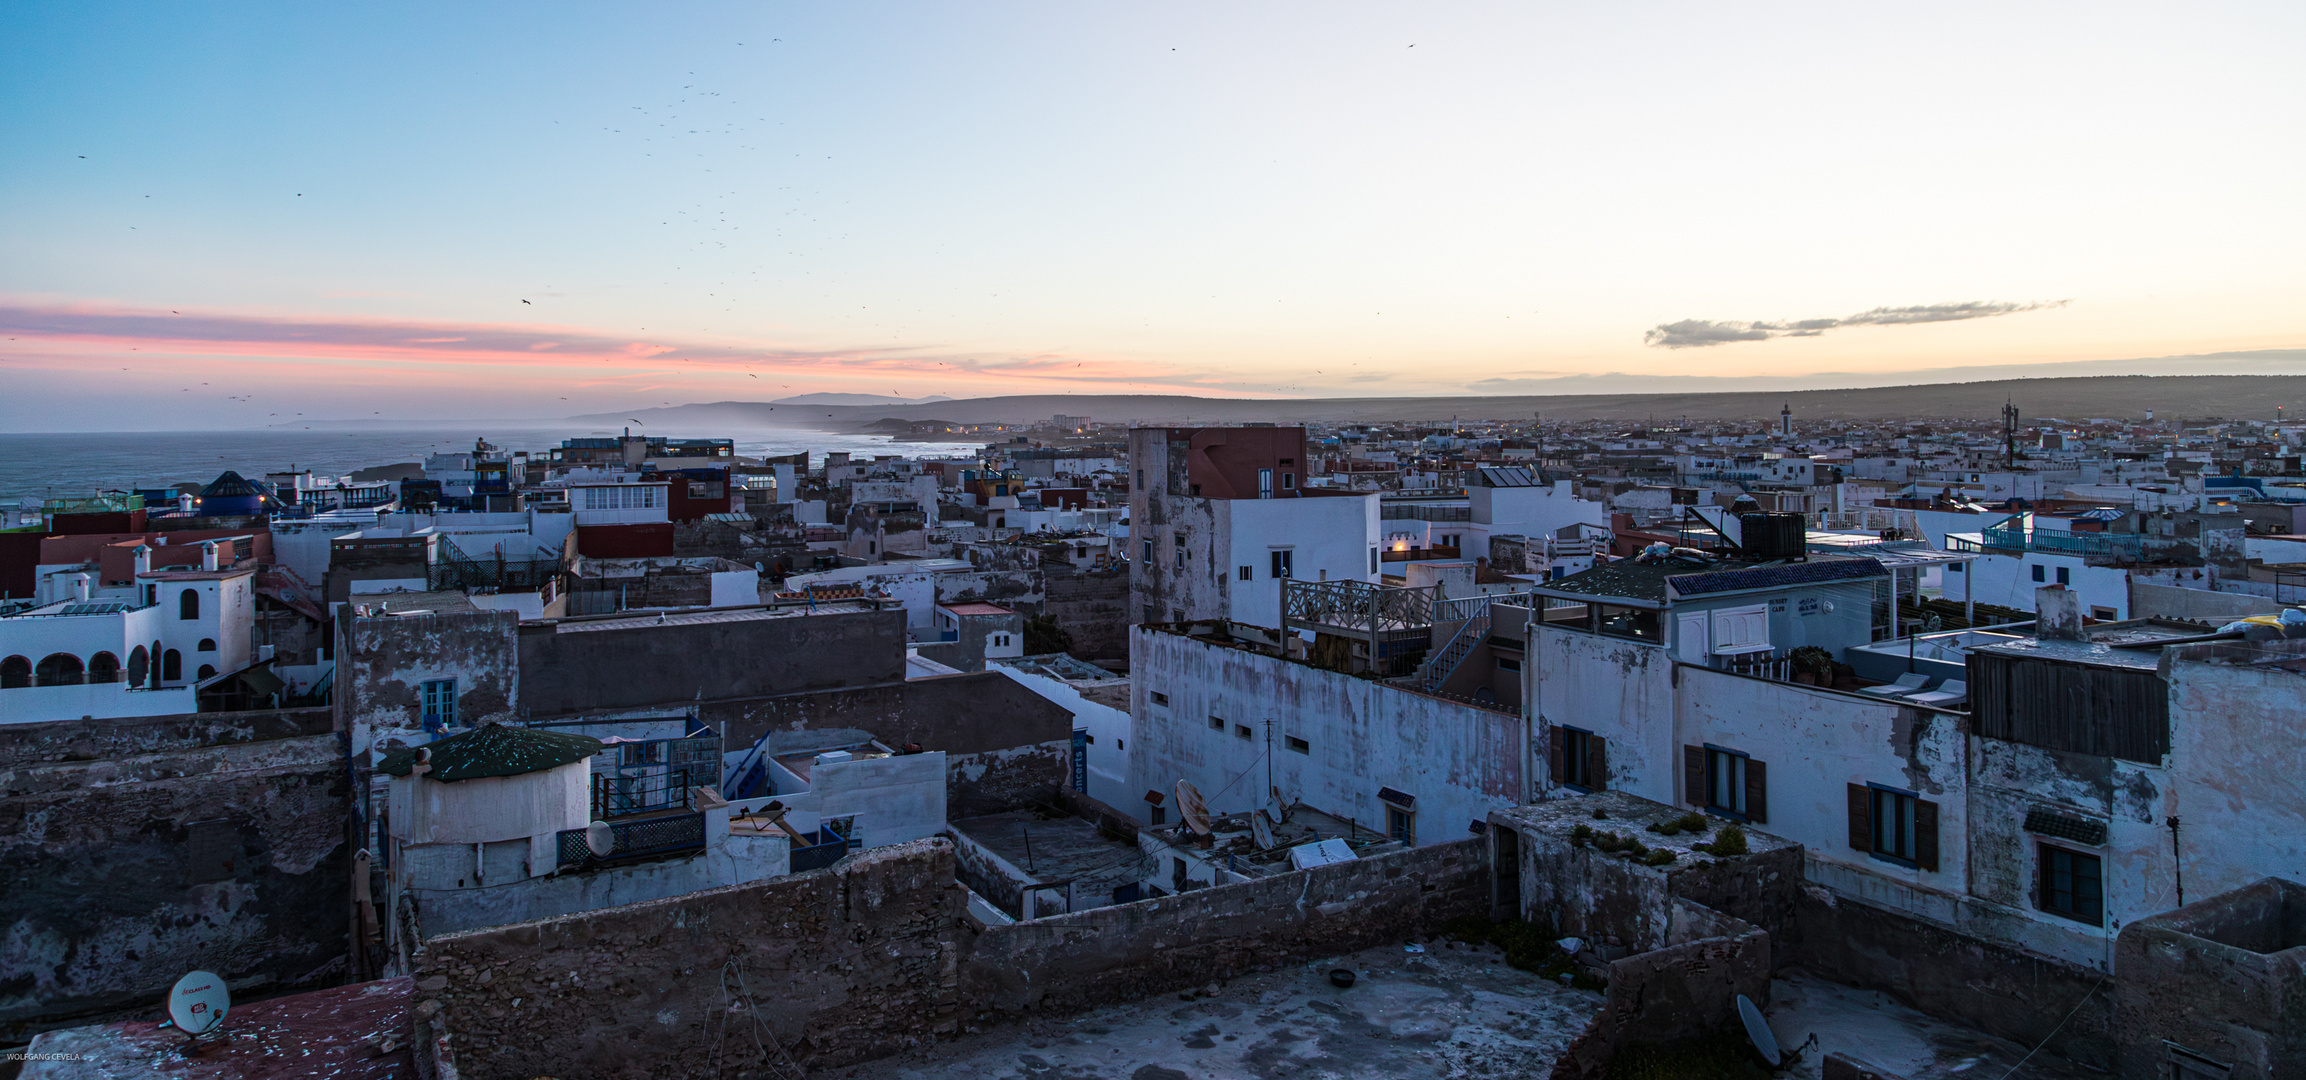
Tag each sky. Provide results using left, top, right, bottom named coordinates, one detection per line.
left=2, top=2, right=2302, bottom=430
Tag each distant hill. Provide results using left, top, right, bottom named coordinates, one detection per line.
left=572, top=375, right=2306, bottom=430
left=769, top=393, right=955, bottom=406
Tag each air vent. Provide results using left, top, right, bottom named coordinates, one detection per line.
left=2023, top=807, right=2107, bottom=846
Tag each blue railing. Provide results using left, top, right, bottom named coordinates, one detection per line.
left=1965, top=526, right=2144, bottom=560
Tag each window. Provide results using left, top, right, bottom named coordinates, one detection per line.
left=2031, top=565, right=2046, bottom=583
left=1143, top=539, right=1155, bottom=563
left=1848, top=784, right=1938, bottom=870
left=1948, top=562, right=1965, bottom=574
left=1370, top=548, right=1379, bottom=575
left=1148, top=691, right=1168, bottom=706
left=197, top=638, right=216, bottom=653
left=162, top=649, right=182, bottom=682
left=2056, top=566, right=2071, bottom=585
left=579, top=485, right=662, bottom=510
left=1282, top=472, right=1295, bottom=490
left=1235, top=724, right=1252, bottom=740
left=1149, top=804, right=1164, bottom=825
left=1387, top=806, right=1415, bottom=845
left=179, top=589, right=200, bottom=620
left=1239, top=566, right=1254, bottom=582
left=2091, top=606, right=2117, bottom=621
left=2038, top=844, right=2103, bottom=926
left=1174, top=535, right=1186, bottom=569
left=1136, top=468, right=1144, bottom=488
left=1557, top=727, right=1604, bottom=791
left=1286, top=736, right=1309, bottom=754
left=1259, top=468, right=1274, bottom=498
left=1686, top=745, right=1767, bottom=823
left=422, top=678, right=458, bottom=729
left=196, top=664, right=217, bottom=680
left=1497, top=656, right=1521, bottom=672
left=1209, top=715, right=1226, bottom=731
left=1270, top=550, right=1294, bottom=579
left=1709, top=604, right=1771, bottom=655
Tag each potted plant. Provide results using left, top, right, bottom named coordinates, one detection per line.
left=1787, top=646, right=1834, bottom=686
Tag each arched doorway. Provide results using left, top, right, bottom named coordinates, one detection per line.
left=88, top=652, right=122, bottom=684
left=196, top=664, right=217, bottom=681
left=162, top=649, right=182, bottom=682
left=127, top=646, right=150, bottom=687
left=35, top=654, right=85, bottom=686
left=0, top=655, right=28, bottom=689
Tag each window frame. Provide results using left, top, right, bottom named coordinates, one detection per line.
left=1386, top=805, right=1416, bottom=845
left=2038, top=842, right=2105, bottom=926
left=1285, top=735, right=1309, bottom=754
left=1561, top=727, right=1597, bottom=791
left=1867, top=784, right=1923, bottom=867
left=1148, top=691, right=1168, bottom=706
left=1704, top=745, right=1750, bottom=820
left=1270, top=549, right=1294, bottom=579
left=421, top=678, right=459, bottom=728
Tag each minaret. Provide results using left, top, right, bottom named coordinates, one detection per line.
left=1779, top=402, right=1793, bottom=438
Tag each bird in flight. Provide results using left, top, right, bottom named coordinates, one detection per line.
left=521, top=299, right=532, bottom=304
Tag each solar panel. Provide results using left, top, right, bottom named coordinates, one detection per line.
left=60, top=602, right=130, bottom=616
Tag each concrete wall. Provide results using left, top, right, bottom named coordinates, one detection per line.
left=988, top=662, right=1132, bottom=810
left=2167, top=647, right=2306, bottom=905
left=1530, top=626, right=1676, bottom=795
left=2131, top=581, right=2281, bottom=622
left=409, top=831, right=789, bottom=941
left=517, top=605, right=906, bottom=718
left=961, top=837, right=1489, bottom=1019
left=1132, top=626, right=1525, bottom=842
left=704, top=671, right=1074, bottom=819
left=1222, top=494, right=1380, bottom=631
left=0, top=717, right=350, bottom=1041
left=2113, top=878, right=2306, bottom=1080
left=1043, top=565, right=1130, bottom=660
left=415, top=840, right=963, bottom=1078
left=340, top=607, right=520, bottom=759
left=1551, top=899, right=1774, bottom=1080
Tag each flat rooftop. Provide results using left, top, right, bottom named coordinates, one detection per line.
left=953, top=809, right=1146, bottom=903
left=844, top=940, right=1600, bottom=1080
left=536, top=600, right=881, bottom=632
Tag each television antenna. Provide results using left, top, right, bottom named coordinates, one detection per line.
left=1174, top=780, right=1211, bottom=837
left=165, top=970, right=231, bottom=1045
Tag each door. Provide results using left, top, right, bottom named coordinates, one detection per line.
left=1676, top=611, right=1709, bottom=663
left=1493, top=826, right=1522, bottom=919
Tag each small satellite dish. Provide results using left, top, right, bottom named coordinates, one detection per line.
left=1175, top=780, right=1211, bottom=836
left=1737, top=993, right=1780, bottom=1066
left=585, top=820, right=613, bottom=857
left=168, top=970, right=231, bottom=1036
left=1251, top=810, right=1277, bottom=850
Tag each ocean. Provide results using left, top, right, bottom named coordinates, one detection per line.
left=0, top=426, right=990, bottom=511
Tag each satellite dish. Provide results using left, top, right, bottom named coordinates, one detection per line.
left=1174, top=780, right=1211, bottom=836
left=168, top=970, right=231, bottom=1036
left=1251, top=810, right=1277, bottom=850
left=1737, top=993, right=1780, bottom=1066
left=585, top=820, right=613, bottom=857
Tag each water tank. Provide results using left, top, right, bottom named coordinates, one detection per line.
left=1738, top=513, right=1807, bottom=560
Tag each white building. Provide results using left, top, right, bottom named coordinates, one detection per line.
left=0, top=553, right=255, bottom=723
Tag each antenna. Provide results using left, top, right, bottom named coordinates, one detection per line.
left=166, top=970, right=231, bottom=1041
left=1736, top=993, right=1781, bottom=1066
left=1174, top=779, right=1211, bottom=837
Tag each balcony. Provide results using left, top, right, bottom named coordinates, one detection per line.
left=1951, top=526, right=2144, bottom=561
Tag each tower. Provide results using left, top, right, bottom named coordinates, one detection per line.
left=1780, top=402, right=1793, bottom=438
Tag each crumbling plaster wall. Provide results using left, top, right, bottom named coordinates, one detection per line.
left=1043, top=565, right=1130, bottom=659
left=340, top=608, right=520, bottom=759
left=1965, top=734, right=2168, bottom=967
left=2166, top=655, right=2306, bottom=907
left=0, top=725, right=350, bottom=1042
left=1529, top=626, right=1675, bottom=795
left=1131, top=626, right=1525, bottom=840
left=415, top=840, right=963, bottom=1079
left=1551, top=898, right=1773, bottom=1080
left=2113, top=878, right=2306, bottom=1080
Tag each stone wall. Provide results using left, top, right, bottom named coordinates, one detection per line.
left=0, top=722, right=350, bottom=1041
left=704, top=672, right=1074, bottom=818
left=415, top=840, right=963, bottom=1079
left=1784, top=887, right=2116, bottom=1071
left=1551, top=898, right=1773, bottom=1080
left=2112, top=878, right=2306, bottom=1080
left=961, top=837, right=1489, bottom=1019
left=340, top=606, right=520, bottom=757
left=1044, top=566, right=1130, bottom=660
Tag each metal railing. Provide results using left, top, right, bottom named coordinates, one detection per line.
left=556, top=812, right=707, bottom=869
left=1415, top=595, right=1495, bottom=691
left=1385, top=505, right=1473, bottom=522
left=1961, top=526, right=2144, bottom=560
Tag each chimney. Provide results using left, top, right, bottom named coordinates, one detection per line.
left=132, top=544, right=151, bottom=578
left=177, top=492, right=195, bottom=514
left=2035, top=584, right=2083, bottom=641
left=201, top=541, right=220, bottom=572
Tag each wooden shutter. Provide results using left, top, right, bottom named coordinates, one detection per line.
left=1914, top=798, right=1940, bottom=871
left=1847, top=784, right=1872, bottom=852
left=1744, top=759, right=1768, bottom=824
left=1549, top=727, right=1567, bottom=785
left=1683, top=745, right=1706, bottom=807
left=1586, top=735, right=1608, bottom=793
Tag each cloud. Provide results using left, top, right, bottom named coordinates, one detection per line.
left=1644, top=300, right=2067, bottom=348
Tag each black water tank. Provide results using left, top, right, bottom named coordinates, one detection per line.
left=1738, top=512, right=1806, bottom=559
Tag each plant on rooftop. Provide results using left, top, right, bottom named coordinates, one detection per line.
left=1645, top=813, right=1710, bottom=837
left=1788, top=646, right=1834, bottom=680
left=1694, top=823, right=1749, bottom=857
